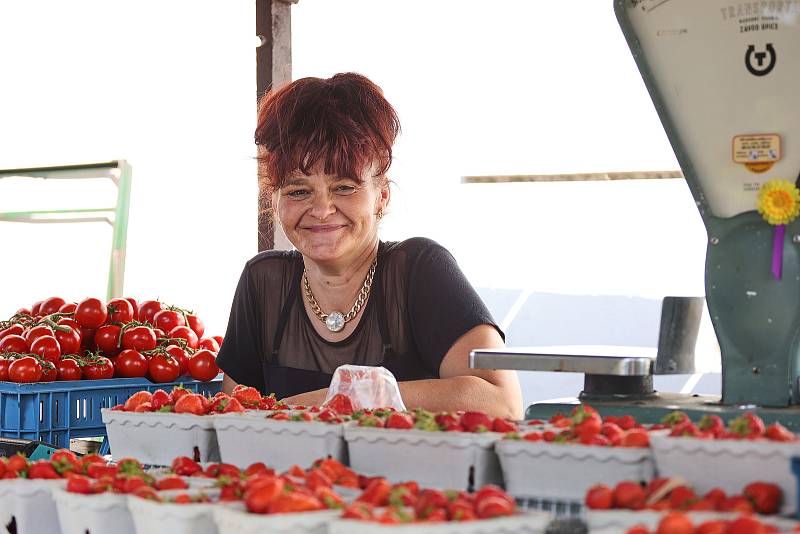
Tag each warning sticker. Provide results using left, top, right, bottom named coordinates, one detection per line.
left=733, top=133, right=781, bottom=174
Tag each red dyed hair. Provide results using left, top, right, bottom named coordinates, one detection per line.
left=255, top=72, right=401, bottom=193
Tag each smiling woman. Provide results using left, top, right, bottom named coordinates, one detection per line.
left=216, top=73, right=522, bottom=418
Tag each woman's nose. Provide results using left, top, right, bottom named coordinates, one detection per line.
left=309, top=191, right=336, bottom=220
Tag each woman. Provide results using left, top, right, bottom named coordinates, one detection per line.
left=218, top=72, right=522, bottom=419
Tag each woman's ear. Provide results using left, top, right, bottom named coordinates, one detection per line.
left=378, top=179, right=391, bottom=212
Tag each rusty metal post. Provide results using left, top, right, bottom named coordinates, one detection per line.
left=256, top=0, right=297, bottom=252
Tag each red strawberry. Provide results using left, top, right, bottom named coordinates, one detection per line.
left=661, top=411, right=690, bottom=428
left=744, top=482, right=782, bottom=514
left=232, top=386, right=261, bottom=408
left=585, top=484, right=614, bottom=509
left=492, top=418, right=518, bottom=433
left=385, top=413, right=414, bottom=429
left=123, top=391, right=153, bottom=412
left=728, top=412, right=766, bottom=439
left=460, top=411, right=492, bottom=433
left=614, top=481, right=646, bottom=510
left=698, top=415, right=725, bottom=437
left=324, top=393, right=354, bottom=415
left=765, top=422, right=795, bottom=442
left=174, top=393, right=206, bottom=415
left=150, top=389, right=171, bottom=411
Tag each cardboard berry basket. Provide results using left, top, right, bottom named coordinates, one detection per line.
left=53, top=486, right=135, bottom=534
left=101, top=409, right=221, bottom=465
left=327, top=511, right=551, bottom=534
left=495, top=439, right=655, bottom=501
left=212, top=504, right=339, bottom=534
left=649, top=433, right=800, bottom=515
left=0, top=478, right=64, bottom=534
left=212, top=414, right=347, bottom=472
left=128, top=492, right=225, bottom=534
left=586, top=510, right=800, bottom=533
left=343, top=426, right=504, bottom=491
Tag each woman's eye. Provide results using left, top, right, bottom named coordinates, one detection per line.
left=285, top=189, right=310, bottom=198
left=333, top=185, right=357, bottom=195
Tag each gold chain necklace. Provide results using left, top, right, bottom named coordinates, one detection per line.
left=303, top=257, right=377, bottom=332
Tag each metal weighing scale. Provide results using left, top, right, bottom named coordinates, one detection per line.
left=471, top=0, right=800, bottom=427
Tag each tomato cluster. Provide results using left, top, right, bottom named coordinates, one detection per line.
left=0, top=296, right=223, bottom=383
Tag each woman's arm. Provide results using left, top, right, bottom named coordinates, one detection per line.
left=282, top=324, right=523, bottom=419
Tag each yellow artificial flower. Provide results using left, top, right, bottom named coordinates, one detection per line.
left=757, top=179, right=800, bottom=225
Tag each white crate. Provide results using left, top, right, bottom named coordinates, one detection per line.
left=496, top=439, right=654, bottom=500
left=213, top=414, right=346, bottom=471
left=650, top=433, right=800, bottom=515
left=212, top=504, right=338, bottom=534
left=102, top=409, right=220, bottom=465
left=328, top=511, right=551, bottom=533
left=129, top=494, right=219, bottom=534
left=53, top=487, right=134, bottom=534
left=344, top=426, right=503, bottom=490
left=0, top=479, right=64, bottom=534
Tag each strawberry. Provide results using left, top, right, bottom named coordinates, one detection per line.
left=171, top=456, right=202, bottom=476
left=475, top=490, right=515, bottom=519
left=385, top=413, right=414, bottom=429
left=765, top=422, right=795, bottom=442
left=267, top=492, right=324, bottom=513
left=174, top=393, right=206, bottom=415
left=661, top=411, right=690, bottom=428
left=447, top=499, right=477, bottom=521
left=259, top=394, right=277, bottom=410
left=244, top=476, right=284, bottom=513
left=614, top=481, right=646, bottom=510
left=460, top=411, right=492, bottom=433
left=27, top=460, right=60, bottom=479
left=170, top=385, right=190, bottom=404
left=728, top=412, right=766, bottom=439
left=342, top=502, right=374, bottom=520
left=744, top=482, right=782, bottom=514
left=315, top=485, right=346, bottom=509
left=50, top=449, right=81, bottom=475
left=703, top=487, right=727, bottom=508
left=727, top=516, right=765, bottom=534
left=66, top=474, right=93, bottom=494
left=585, top=484, right=614, bottom=509
left=656, top=512, right=693, bottom=534
left=698, top=415, right=725, bottom=438
left=601, top=422, right=624, bottom=444
left=523, top=431, right=542, bottom=441
left=668, top=485, right=697, bottom=509
left=694, top=520, right=728, bottom=534
left=719, top=495, right=754, bottom=514
left=669, top=421, right=700, bottom=438
left=358, top=414, right=384, bottom=427
left=232, top=385, right=261, bottom=408
left=492, top=418, right=518, bottom=433
left=133, top=402, right=153, bottom=413
left=572, top=407, right=602, bottom=440
left=357, top=478, right=391, bottom=506
left=435, top=412, right=459, bottom=428
left=123, top=391, right=152, bottom=412
left=150, top=389, right=171, bottom=411
left=116, top=457, right=143, bottom=476
left=324, top=393, right=354, bottom=415
left=415, top=488, right=449, bottom=519
left=155, top=476, right=188, bottom=490
left=621, top=428, right=650, bottom=448
left=388, top=485, right=417, bottom=507
left=616, top=415, right=637, bottom=430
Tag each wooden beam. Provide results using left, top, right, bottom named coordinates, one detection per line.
left=461, top=170, right=684, bottom=184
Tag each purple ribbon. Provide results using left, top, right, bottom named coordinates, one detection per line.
left=772, top=224, right=786, bottom=280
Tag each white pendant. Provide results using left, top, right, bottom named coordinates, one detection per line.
left=325, top=311, right=345, bottom=332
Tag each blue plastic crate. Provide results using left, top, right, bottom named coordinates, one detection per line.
left=0, top=376, right=222, bottom=450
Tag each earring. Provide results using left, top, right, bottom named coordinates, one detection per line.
left=376, top=209, right=384, bottom=221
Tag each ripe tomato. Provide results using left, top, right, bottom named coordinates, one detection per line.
left=138, top=300, right=165, bottom=326
left=56, top=358, right=82, bottom=381
left=188, top=350, right=219, bottom=381
left=124, top=297, right=139, bottom=321
left=186, top=314, right=205, bottom=338
left=40, top=363, right=58, bottom=382
left=75, top=297, right=108, bottom=329
left=94, top=325, right=122, bottom=356
left=29, top=336, right=61, bottom=363
left=0, top=358, right=10, bottom=380
left=0, top=324, right=25, bottom=338
left=106, top=298, right=134, bottom=324
left=148, top=354, right=180, bottom=383
left=212, top=335, right=224, bottom=348
left=0, top=334, right=28, bottom=354
left=82, top=356, right=114, bottom=380
left=54, top=326, right=81, bottom=355
left=197, top=338, right=220, bottom=352
left=169, top=326, right=198, bottom=349
left=24, top=325, right=54, bottom=346
left=154, top=310, right=185, bottom=334
left=31, top=301, right=43, bottom=316
left=115, top=349, right=149, bottom=378
left=58, top=302, right=77, bottom=314
left=165, top=345, right=190, bottom=375
left=39, top=296, right=66, bottom=316
left=9, top=357, right=43, bottom=383
left=121, top=326, right=156, bottom=352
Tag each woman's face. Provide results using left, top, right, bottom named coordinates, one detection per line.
left=274, top=163, right=389, bottom=266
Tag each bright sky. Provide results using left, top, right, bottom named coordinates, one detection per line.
left=0, top=1, right=705, bottom=341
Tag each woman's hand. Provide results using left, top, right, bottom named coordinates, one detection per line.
left=281, top=387, right=329, bottom=407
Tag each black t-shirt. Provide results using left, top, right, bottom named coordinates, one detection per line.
left=216, top=237, right=503, bottom=396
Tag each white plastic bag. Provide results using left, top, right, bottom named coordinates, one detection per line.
left=323, top=365, right=406, bottom=413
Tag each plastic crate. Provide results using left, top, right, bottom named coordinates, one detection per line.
left=0, top=376, right=221, bottom=451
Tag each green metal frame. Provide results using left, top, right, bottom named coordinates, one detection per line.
left=0, top=161, right=132, bottom=301
left=614, top=1, right=800, bottom=407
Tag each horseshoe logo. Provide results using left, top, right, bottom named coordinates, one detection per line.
left=745, top=44, right=776, bottom=76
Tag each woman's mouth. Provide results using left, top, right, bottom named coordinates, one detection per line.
left=303, top=224, right=346, bottom=233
